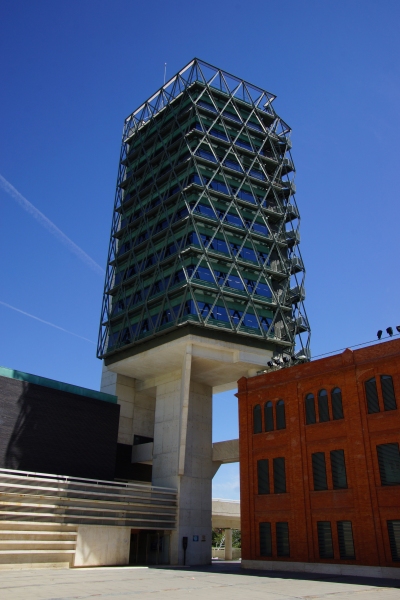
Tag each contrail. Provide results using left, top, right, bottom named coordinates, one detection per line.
left=0, top=301, right=96, bottom=345
left=0, top=174, right=105, bottom=277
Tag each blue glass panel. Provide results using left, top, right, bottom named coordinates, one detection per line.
left=255, top=282, right=272, bottom=298
left=234, top=139, right=253, bottom=151
left=240, top=247, right=257, bottom=262
left=243, top=313, right=259, bottom=328
left=209, top=179, right=230, bottom=195
left=252, top=223, right=268, bottom=235
left=212, top=238, right=229, bottom=254
left=249, top=169, right=266, bottom=181
left=224, top=159, right=243, bottom=173
left=210, top=128, right=228, bottom=141
left=229, top=309, right=243, bottom=325
left=194, top=266, right=215, bottom=283
left=247, top=121, right=263, bottom=131
left=198, top=100, right=217, bottom=113
left=224, top=213, right=243, bottom=228
left=226, top=275, right=245, bottom=291
left=191, top=203, right=216, bottom=219
left=223, top=110, right=242, bottom=123
left=237, top=189, right=256, bottom=204
left=213, top=305, right=229, bottom=322
left=196, top=149, right=217, bottom=163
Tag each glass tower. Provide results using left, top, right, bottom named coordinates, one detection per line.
left=97, top=59, right=310, bottom=361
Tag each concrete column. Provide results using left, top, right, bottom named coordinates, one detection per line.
left=151, top=344, right=213, bottom=566
left=101, top=364, right=156, bottom=444
left=101, top=365, right=135, bottom=445
left=224, top=528, right=233, bottom=560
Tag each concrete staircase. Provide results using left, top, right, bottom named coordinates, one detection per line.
left=0, top=468, right=177, bottom=569
left=0, top=521, right=77, bottom=570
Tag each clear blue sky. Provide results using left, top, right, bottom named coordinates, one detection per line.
left=1, top=0, right=399, bottom=499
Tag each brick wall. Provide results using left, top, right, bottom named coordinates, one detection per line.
left=238, top=338, right=400, bottom=567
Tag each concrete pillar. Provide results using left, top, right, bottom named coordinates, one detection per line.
left=224, top=528, right=233, bottom=561
left=151, top=344, right=213, bottom=566
left=100, top=365, right=135, bottom=445
left=100, top=364, right=155, bottom=444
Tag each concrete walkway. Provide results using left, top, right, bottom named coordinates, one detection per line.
left=0, top=561, right=399, bottom=599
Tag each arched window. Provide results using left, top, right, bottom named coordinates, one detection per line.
left=264, top=401, right=274, bottom=432
left=381, top=375, right=397, bottom=411
left=276, top=400, right=286, bottom=430
left=305, top=393, right=316, bottom=424
left=318, top=389, right=330, bottom=422
left=365, top=377, right=379, bottom=414
left=253, top=404, right=262, bottom=434
left=331, top=387, right=344, bottom=420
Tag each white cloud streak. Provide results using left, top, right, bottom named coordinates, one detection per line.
left=0, top=174, right=105, bottom=277
left=0, top=301, right=96, bottom=345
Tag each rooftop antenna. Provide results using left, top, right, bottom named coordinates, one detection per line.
left=164, top=62, right=167, bottom=85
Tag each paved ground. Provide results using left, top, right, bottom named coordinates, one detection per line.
left=1, top=561, right=400, bottom=599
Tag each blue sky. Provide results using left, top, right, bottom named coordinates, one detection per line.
left=1, top=0, right=400, bottom=499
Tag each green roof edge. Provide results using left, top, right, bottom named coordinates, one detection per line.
left=0, top=366, right=117, bottom=404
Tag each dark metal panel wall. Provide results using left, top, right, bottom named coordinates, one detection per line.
left=0, top=376, right=120, bottom=480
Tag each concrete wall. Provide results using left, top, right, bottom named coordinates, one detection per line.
left=74, top=526, right=130, bottom=567
left=212, top=548, right=241, bottom=560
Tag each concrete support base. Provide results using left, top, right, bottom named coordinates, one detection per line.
left=73, top=526, right=130, bottom=567
left=241, top=559, right=400, bottom=579
left=152, top=345, right=212, bottom=566
left=224, top=528, right=232, bottom=561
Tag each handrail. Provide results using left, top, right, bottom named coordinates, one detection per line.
left=0, top=468, right=176, bottom=495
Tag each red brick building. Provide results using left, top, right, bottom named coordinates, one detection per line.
left=238, top=338, right=400, bottom=575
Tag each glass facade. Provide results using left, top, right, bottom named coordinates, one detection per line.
left=97, top=59, right=310, bottom=359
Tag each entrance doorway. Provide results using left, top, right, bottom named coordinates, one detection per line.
left=129, top=530, right=170, bottom=565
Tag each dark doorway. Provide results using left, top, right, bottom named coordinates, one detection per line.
left=129, top=530, right=170, bottom=565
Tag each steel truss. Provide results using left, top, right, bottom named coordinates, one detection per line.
left=97, top=58, right=310, bottom=360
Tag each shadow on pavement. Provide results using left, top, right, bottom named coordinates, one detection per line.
left=152, top=560, right=400, bottom=590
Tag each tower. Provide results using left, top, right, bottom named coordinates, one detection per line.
left=98, top=59, right=310, bottom=565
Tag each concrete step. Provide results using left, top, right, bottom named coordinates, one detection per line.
left=0, top=520, right=77, bottom=568
left=0, top=541, right=76, bottom=550
left=0, top=521, right=77, bottom=532
left=0, top=551, right=73, bottom=566
left=0, top=531, right=77, bottom=541
left=0, top=561, right=71, bottom=571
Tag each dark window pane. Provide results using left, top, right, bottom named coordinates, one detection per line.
left=257, top=459, right=270, bottom=494
left=387, top=520, right=400, bottom=562
left=365, top=377, right=380, bottom=413
left=377, top=443, right=400, bottom=485
left=318, top=389, right=330, bottom=422
left=276, top=400, right=286, bottom=430
left=331, top=387, right=344, bottom=420
left=312, top=452, right=328, bottom=491
left=305, top=394, right=316, bottom=424
left=259, top=522, right=272, bottom=556
left=253, top=404, right=262, bottom=434
left=276, top=522, right=290, bottom=557
left=273, top=457, right=286, bottom=494
left=330, top=449, right=348, bottom=489
left=381, top=375, right=397, bottom=411
left=317, top=521, right=334, bottom=559
left=337, top=521, right=355, bottom=559
left=264, top=402, right=274, bottom=432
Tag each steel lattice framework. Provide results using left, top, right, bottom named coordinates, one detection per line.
left=97, top=58, right=310, bottom=360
